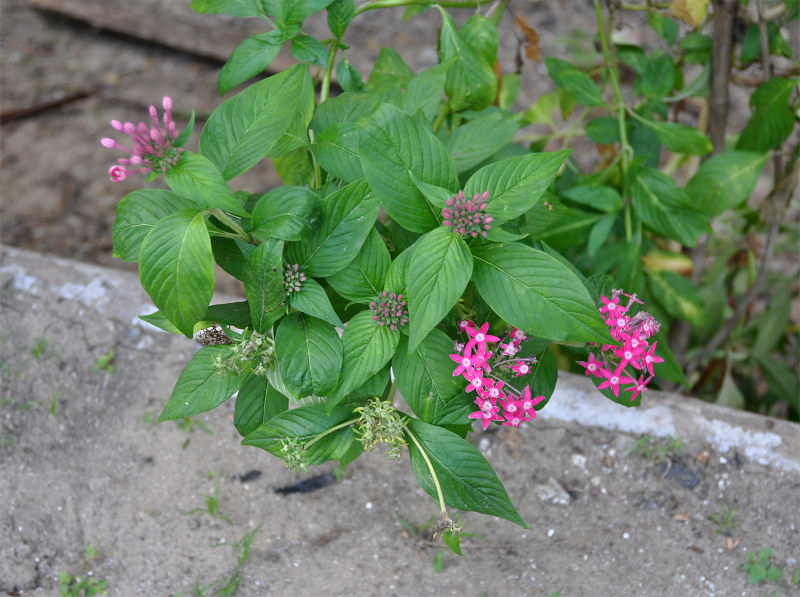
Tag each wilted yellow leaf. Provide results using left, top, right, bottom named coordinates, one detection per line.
left=514, top=11, right=542, bottom=61
left=670, top=0, right=709, bottom=28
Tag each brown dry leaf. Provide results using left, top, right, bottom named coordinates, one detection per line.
left=669, top=0, right=709, bottom=28
left=673, top=513, right=690, bottom=522
left=726, top=537, right=740, bottom=550
left=514, top=11, right=541, bottom=62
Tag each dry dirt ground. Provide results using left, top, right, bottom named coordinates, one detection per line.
left=1, top=1, right=799, bottom=596
left=2, top=248, right=800, bottom=597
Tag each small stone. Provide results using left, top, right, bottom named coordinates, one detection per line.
left=534, top=477, right=571, bottom=505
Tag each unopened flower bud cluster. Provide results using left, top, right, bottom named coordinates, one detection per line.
left=213, top=331, right=275, bottom=377
left=353, top=398, right=407, bottom=460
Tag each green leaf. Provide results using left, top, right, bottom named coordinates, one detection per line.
left=359, top=103, right=458, bottom=232
left=647, top=269, right=705, bottom=326
left=286, top=179, right=380, bottom=277
left=113, top=189, right=196, bottom=261
left=211, top=237, right=249, bottom=281
left=384, top=240, right=417, bottom=295
left=327, top=0, right=354, bottom=38
left=165, top=151, right=247, bottom=217
left=315, top=123, right=363, bottom=183
left=218, top=31, right=285, bottom=95
left=234, top=374, right=288, bottom=437
left=368, top=47, right=414, bottom=90
left=406, top=417, right=526, bottom=527
left=679, top=33, right=712, bottom=64
left=527, top=347, right=557, bottom=408
left=276, top=0, right=335, bottom=37
left=139, top=210, right=214, bottom=337
left=736, top=78, right=798, bottom=152
left=205, top=301, right=252, bottom=328
left=585, top=117, right=620, bottom=144
left=471, top=242, right=611, bottom=344
left=329, top=310, right=399, bottom=407
left=200, top=64, right=314, bottom=180
left=273, top=146, right=314, bottom=186
left=291, top=35, right=328, bottom=67
left=445, top=112, right=519, bottom=173
left=393, top=332, right=471, bottom=424
left=638, top=119, right=712, bottom=155
left=685, top=151, right=769, bottom=216
left=159, top=345, right=240, bottom=421
left=407, top=228, right=472, bottom=351
left=436, top=6, right=497, bottom=111
left=326, top=227, right=390, bottom=302
left=653, top=340, right=688, bottom=386
left=631, top=168, right=711, bottom=246
left=640, top=51, right=674, bottom=98
left=336, top=57, right=367, bottom=92
left=460, top=14, right=498, bottom=66
left=311, top=89, right=395, bottom=131
left=276, top=313, right=343, bottom=398
left=243, top=405, right=356, bottom=465
left=561, top=185, right=621, bottom=213
left=251, top=186, right=323, bottom=241
left=648, top=12, right=678, bottom=44
left=138, top=310, right=182, bottom=334
left=289, top=278, right=343, bottom=327
left=191, top=0, right=275, bottom=18
left=555, top=69, right=606, bottom=107
left=587, top=214, right=616, bottom=256
left=399, top=62, right=452, bottom=122
left=463, top=150, right=570, bottom=225
left=244, top=238, right=285, bottom=333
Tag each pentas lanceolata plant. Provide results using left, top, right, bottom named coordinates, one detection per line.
left=104, top=0, right=673, bottom=554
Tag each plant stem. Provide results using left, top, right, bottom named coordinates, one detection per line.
left=308, top=129, right=322, bottom=189
left=431, top=103, right=450, bottom=133
left=595, top=0, right=634, bottom=242
left=320, top=39, right=339, bottom=104
left=355, top=0, right=497, bottom=16
left=304, top=418, right=360, bottom=450
left=208, top=209, right=248, bottom=239
left=404, top=426, right=449, bottom=519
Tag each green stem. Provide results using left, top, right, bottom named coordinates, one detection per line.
left=595, top=0, right=634, bottom=242
left=404, top=425, right=448, bottom=518
left=431, top=104, right=450, bottom=134
left=304, top=418, right=360, bottom=451
left=320, top=39, right=339, bottom=104
left=308, top=129, right=322, bottom=189
left=208, top=209, right=248, bottom=239
left=355, top=0, right=496, bottom=16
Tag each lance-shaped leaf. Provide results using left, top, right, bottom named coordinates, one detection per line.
left=638, top=119, right=712, bottom=155
left=406, top=417, right=526, bottom=528
left=286, top=179, right=379, bottom=277
left=463, top=150, right=570, bottom=225
left=276, top=313, right=343, bottom=398
left=159, top=345, right=241, bottom=421
left=406, top=228, right=472, bottom=351
left=251, top=186, right=323, bottom=241
left=200, top=64, right=314, bottom=180
left=399, top=61, right=452, bottom=122
left=471, top=242, right=610, bottom=344
left=326, top=227, right=390, bottom=303
left=436, top=7, right=497, bottom=111
left=647, top=269, right=706, bottom=327
left=191, top=0, right=275, bottom=18
left=289, top=278, right=343, bottom=328
left=113, top=189, right=196, bottom=262
left=315, top=123, right=363, bottom=183
left=244, top=238, right=285, bottom=333
left=234, top=374, right=289, bottom=437
left=243, top=405, right=356, bottom=465
left=685, top=151, right=769, bottom=217
left=328, top=311, right=399, bottom=408
left=445, top=112, right=519, bottom=173
left=277, top=0, right=336, bottom=37
left=368, top=47, right=414, bottom=90
left=736, top=78, right=798, bottom=152
left=359, top=103, right=458, bottom=233
left=139, top=210, right=215, bottom=337
left=165, top=151, right=247, bottom=217
left=393, top=332, right=472, bottom=425
left=631, top=168, right=710, bottom=247
left=218, top=31, right=286, bottom=95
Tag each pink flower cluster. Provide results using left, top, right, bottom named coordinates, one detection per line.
left=578, top=290, right=664, bottom=401
left=369, top=291, right=408, bottom=331
left=101, top=96, right=182, bottom=182
left=442, top=190, right=493, bottom=238
left=450, top=321, right=545, bottom=430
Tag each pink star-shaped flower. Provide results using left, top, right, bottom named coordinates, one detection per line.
left=511, top=360, right=531, bottom=377
left=464, top=322, right=500, bottom=353
left=633, top=342, right=664, bottom=376
left=597, top=365, right=634, bottom=398
left=625, top=375, right=652, bottom=401
left=577, top=353, right=603, bottom=379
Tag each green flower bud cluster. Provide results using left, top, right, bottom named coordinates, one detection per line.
left=213, top=330, right=275, bottom=377
left=353, top=399, right=407, bottom=461
left=280, top=438, right=308, bottom=473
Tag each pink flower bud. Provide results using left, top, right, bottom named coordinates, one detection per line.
left=109, top=165, right=127, bottom=182
left=162, top=96, right=173, bottom=111
left=100, top=138, right=117, bottom=148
